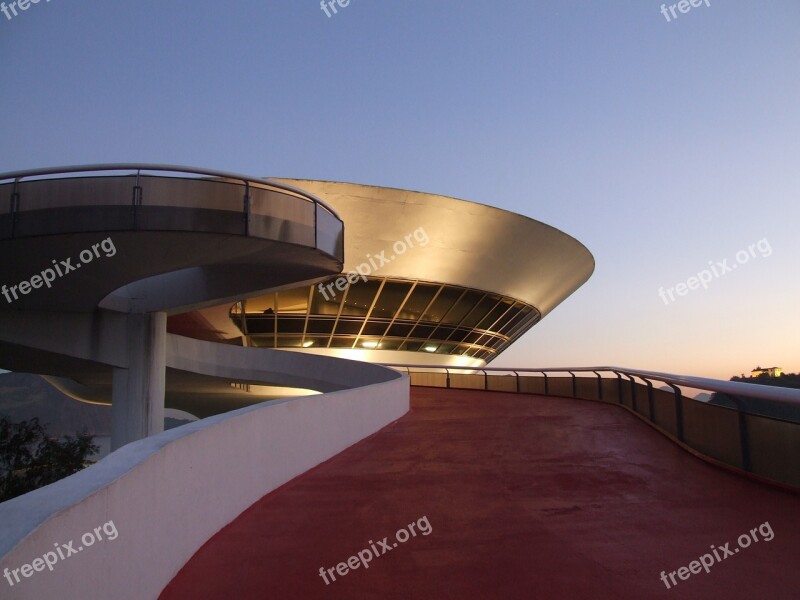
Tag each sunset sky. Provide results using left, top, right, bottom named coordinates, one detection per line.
left=1, top=0, right=797, bottom=379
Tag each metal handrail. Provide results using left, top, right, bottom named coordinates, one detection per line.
left=383, top=363, right=800, bottom=484
left=0, top=163, right=341, bottom=218
left=380, top=364, right=800, bottom=406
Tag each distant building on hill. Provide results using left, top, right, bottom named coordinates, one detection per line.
left=751, top=366, right=783, bottom=378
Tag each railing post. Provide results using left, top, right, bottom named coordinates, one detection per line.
left=445, top=368, right=451, bottom=389
left=729, top=394, right=752, bottom=472
left=10, top=177, right=20, bottom=239
left=668, top=383, right=684, bottom=441
left=629, top=375, right=638, bottom=412
left=593, top=371, right=603, bottom=401
left=614, top=371, right=623, bottom=404
left=542, top=371, right=549, bottom=396
left=243, top=181, right=251, bottom=236
left=133, top=170, right=142, bottom=204
left=513, top=371, right=520, bottom=393
left=482, top=370, right=488, bottom=391
left=568, top=370, right=576, bottom=398
left=643, top=378, right=655, bottom=421
left=132, top=169, right=143, bottom=229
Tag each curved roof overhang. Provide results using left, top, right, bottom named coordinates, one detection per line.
left=270, top=179, right=594, bottom=317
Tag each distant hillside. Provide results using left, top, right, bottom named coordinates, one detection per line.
left=0, top=373, right=111, bottom=437
left=658, top=386, right=711, bottom=401
left=708, top=373, right=800, bottom=422
left=730, top=373, right=800, bottom=389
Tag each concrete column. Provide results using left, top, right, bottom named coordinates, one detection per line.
left=111, top=312, right=166, bottom=450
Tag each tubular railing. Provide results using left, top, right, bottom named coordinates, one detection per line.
left=0, top=164, right=344, bottom=259
left=382, top=364, right=800, bottom=490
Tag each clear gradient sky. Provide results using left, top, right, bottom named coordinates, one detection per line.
left=1, top=1, right=798, bottom=379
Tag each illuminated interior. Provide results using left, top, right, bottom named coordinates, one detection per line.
left=230, top=277, right=541, bottom=361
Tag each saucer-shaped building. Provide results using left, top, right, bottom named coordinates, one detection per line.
left=178, top=180, right=594, bottom=367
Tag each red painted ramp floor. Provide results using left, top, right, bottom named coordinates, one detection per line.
left=160, top=388, right=800, bottom=600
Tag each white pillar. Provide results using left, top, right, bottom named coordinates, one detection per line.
left=111, top=312, right=166, bottom=450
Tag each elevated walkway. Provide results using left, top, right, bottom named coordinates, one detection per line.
left=161, top=387, right=800, bottom=599
left=0, top=347, right=407, bottom=600
left=0, top=165, right=345, bottom=448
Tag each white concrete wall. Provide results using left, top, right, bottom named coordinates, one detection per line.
left=0, top=373, right=408, bottom=600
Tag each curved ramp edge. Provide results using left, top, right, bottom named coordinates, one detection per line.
left=0, top=351, right=408, bottom=600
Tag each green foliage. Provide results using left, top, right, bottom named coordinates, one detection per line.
left=0, top=417, right=98, bottom=502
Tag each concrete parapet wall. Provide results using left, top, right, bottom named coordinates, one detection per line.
left=0, top=351, right=408, bottom=600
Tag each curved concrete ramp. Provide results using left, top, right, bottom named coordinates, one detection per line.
left=165, top=334, right=396, bottom=394
left=4, top=334, right=400, bottom=418
left=161, top=387, right=800, bottom=600
left=0, top=354, right=408, bottom=600
left=0, top=169, right=344, bottom=313
left=0, top=166, right=348, bottom=448
left=0, top=232, right=339, bottom=314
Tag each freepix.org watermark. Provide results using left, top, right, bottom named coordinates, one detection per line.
left=317, top=227, right=429, bottom=301
left=1, top=0, right=53, bottom=22
left=318, top=515, right=432, bottom=585
left=660, top=0, right=711, bottom=23
left=320, top=0, right=353, bottom=18
left=659, top=521, right=774, bottom=590
left=1, top=237, right=116, bottom=304
left=658, top=238, right=772, bottom=305
left=3, top=520, right=119, bottom=587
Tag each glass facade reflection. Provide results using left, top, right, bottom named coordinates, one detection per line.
left=230, top=277, right=540, bottom=361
